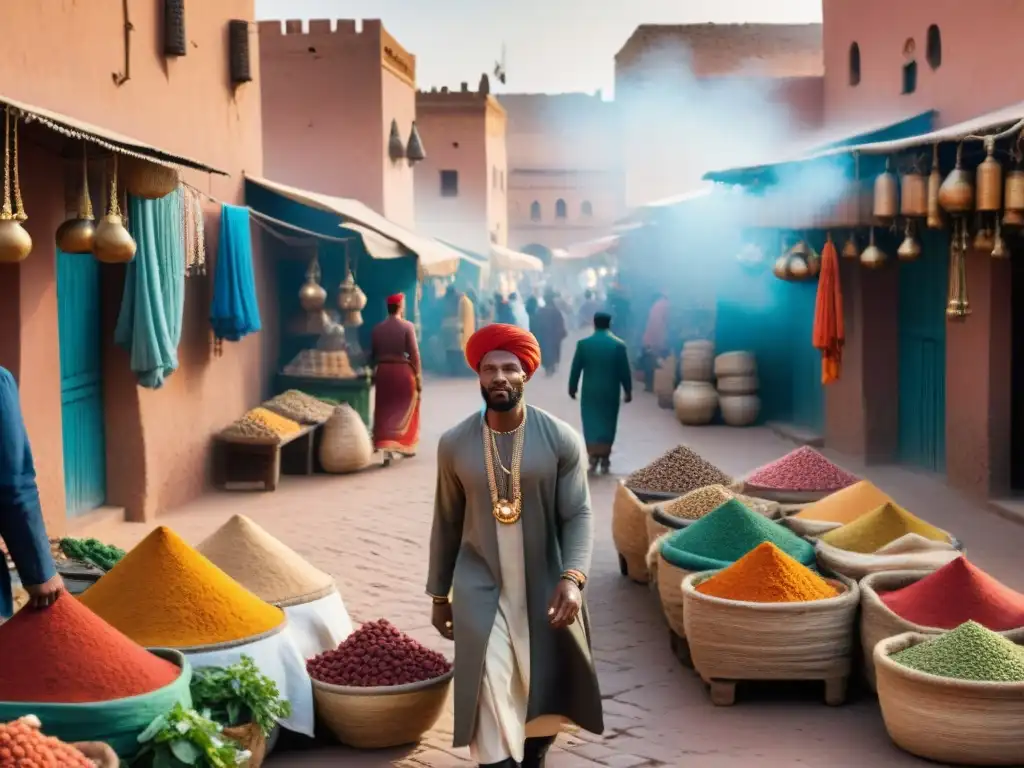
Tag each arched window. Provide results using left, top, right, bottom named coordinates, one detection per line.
left=926, top=24, right=942, bottom=69
left=902, top=38, right=918, bottom=94
left=849, top=42, right=861, bottom=86
left=530, top=201, right=541, bottom=221
left=555, top=199, right=567, bottom=219
left=581, top=200, right=593, bottom=217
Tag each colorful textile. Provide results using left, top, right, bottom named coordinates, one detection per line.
left=465, top=324, right=542, bottom=378
left=116, top=189, right=185, bottom=389
left=210, top=204, right=261, bottom=342
left=813, top=238, right=844, bottom=384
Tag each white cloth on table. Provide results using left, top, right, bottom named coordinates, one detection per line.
left=283, top=590, right=354, bottom=661
left=184, top=623, right=314, bottom=736
left=470, top=516, right=565, bottom=764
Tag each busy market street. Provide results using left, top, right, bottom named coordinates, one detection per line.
left=68, top=351, right=1024, bottom=767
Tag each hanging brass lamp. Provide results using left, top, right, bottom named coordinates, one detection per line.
left=976, top=136, right=1003, bottom=212
left=927, top=144, right=944, bottom=229
left=860, top=227, right=886, bottom=269
left=991, top=218, right=1008, bottom=259
left=946, top=220, right=970, bottom=320
left=841, top=233, right=860, bottom=259
left=1004, top=150, right=1024, bottom=227
left=299, top=254, right=327, bottom=311
left=900, top=168, right=928, bottom=218
left=873, top=158, right=898, bottom=223
left=56, top=144, right=96, bottom=254
left=973, top=213, right=995, bottom=252
left=337, top=269, right=367, bottom=326
left=938, top=143, right=974, bottom=214
left=897, top=220, right=921, bottom=261
left=0, top=109, right=32, bottom=263
left=92, top=154, right=137, bottom=264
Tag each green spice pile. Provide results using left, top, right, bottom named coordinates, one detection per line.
left=659, top=498, right=816, bottom=571
left=890, top=621, right=1024, bottom=682
left=59, top=537, right=125, bottom=571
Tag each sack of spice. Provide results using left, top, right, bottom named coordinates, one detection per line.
left=682, top=544, right=859, bottom=705
left=780, top=480, right=894, bottom=538
left=734, top=446, right=859, bottom=503
left=625, top=446, right=732, bottom=499
left=815, top=503, right=960, bottom=581
left=874, top=627, right=1024, bottom=765
left=859, top=561, right=1024, bottom=691
left=318, top=404, right=373, bottom=474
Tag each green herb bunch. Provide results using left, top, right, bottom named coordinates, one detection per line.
left=59, top=536, right=126, bottom=571
left=190, top=655, right=292, bottom=736
left=133, top=703, right=249, bottom=768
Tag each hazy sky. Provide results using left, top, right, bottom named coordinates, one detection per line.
left=255, top=0, right=821, bottom=96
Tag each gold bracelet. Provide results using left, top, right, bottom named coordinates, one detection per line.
left=429, top=594, right=450, bottom=605
left=561, top=571, right=585, bottom=590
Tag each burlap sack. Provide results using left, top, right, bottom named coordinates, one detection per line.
left=779, top=516, right=844, bottom=538
left=815, top=533, right=961, bottom=581
left=612, top=482, right=650, bottom=583
left=319, top=404, right=373, bottom=474
left=874, top=632, right=1024, bottom=765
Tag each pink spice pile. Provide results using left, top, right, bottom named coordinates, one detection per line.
left=746, top=446, right=859, bottom=492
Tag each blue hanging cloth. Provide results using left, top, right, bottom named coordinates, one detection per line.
left=114, top=189, right=185, bottom=389
left=210, top=203, right=261, bottom=342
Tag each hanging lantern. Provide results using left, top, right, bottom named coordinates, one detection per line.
left=337, top=270, right=367, bottom=327
left=841, top=233, right=860, bottom=259
left=388, top=119, right=405, bottom=162
left=873, top=159, right=898, bottom=222
left=56, top=144, right=96, bottom=254
left=897, top=220, right=921, bottom=261
left=1003, top=155, right=1024, bottom=227
left=976, top=137, right=1003, bottom=212
left=860, top=227, right=886, bottom=269
left=947, top=220, right=970, bottom=320
left=299, top=254, right=327, bottom=311
left=900, top=170, right=928, bottom=218
left=938, top=143, right=974, bottom=214
left=406, top=121, right=426, bottom=163
left=772, top=255, right=790, bottom=280
left=927, top=144, right=944, bottom=230
left=805, top=243, right=822, bottom=277
left=0, top=110, right=32, bottom=263
left=92, top=154, right=137, bottom=264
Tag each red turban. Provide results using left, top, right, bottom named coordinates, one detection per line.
left=465, top=324, right=542, bottom=378
left=386, top=293, right=404, bottom=306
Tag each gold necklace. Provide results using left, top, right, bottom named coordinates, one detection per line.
left=483, top=411, right=526, bottom=525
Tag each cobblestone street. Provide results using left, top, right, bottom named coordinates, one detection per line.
left=80, top=358, right=1024, bottom=768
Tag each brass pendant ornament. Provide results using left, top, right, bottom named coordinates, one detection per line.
left=483, top=411, right=527, bottom=526
left=93, top=154, right=137, bottom=264
left=56, top=143, right=96, bottom=254
left=0, top=109, right=33, bottom=263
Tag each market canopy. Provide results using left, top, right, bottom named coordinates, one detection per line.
left=702, top=110, right=937, bottom=185
left=245, top=175, right=469, bottom=277
left=0, top=92, right=227, bottom=175
left=490, top=243, right=544, bottom=272
left=558, top=234, right=621, bottom=260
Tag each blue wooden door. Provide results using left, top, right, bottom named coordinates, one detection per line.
left=898, top=231, right=947, bottom=472
left=56, top=249, right=107, bottom=516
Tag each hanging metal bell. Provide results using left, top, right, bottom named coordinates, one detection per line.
left=897, top=226, right=921, bottom=261
left=992, top=222, right=1008, bottom=259
left=388, top=119, right=405, bottom=162
left=873, top=161, right=898, bottom=221
left=927, top=144, right=943, bottom=229
left=337, top=270, right=367, bottom=326
left=860, top=229, right=886, bottom=269
left=939, top=145, right=974, bottom=214
left=406, top=121, right=426, bottom=163
left=841, top=234, right=859, bottom=259
left=976, top=137, right=1003, bottom=212
left=772, top=255, right=790, bottom=280
left=92, top=156, right=136, bottom=264
left=56, top=145, right=96, bottom=254
left=0, top=218, right=32, bottom=263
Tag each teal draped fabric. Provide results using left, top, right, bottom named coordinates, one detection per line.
left=115, top=189, right=185, bottom=389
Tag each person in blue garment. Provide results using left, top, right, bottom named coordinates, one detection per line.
left=0, top=366, right=63, bottom=617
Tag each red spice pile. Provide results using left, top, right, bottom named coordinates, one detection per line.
left=307, top=618, right=451, bottom=688
left=746, top=446, right=859, bottom=492
left=0, top=595, right=181, bottom=703
left=0, top=716, right=94, bottom=767
left=880, top=556, right=1024, bottom=631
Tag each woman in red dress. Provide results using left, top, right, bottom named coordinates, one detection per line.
left=370, top=294, right=422, bottom=462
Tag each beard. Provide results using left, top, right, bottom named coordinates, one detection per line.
left=481, top=383, right=524, bottom=412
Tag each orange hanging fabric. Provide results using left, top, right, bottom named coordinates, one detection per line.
left=812, top=237, right=845, bottom=384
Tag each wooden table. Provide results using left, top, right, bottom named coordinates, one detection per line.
left=213, top=423, right=322, bottom=491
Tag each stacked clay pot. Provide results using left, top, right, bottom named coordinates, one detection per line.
left=715, top=352, right=760, bottom=427
left=674, top=341, right=717, bottom=426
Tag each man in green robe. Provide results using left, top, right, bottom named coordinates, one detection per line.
left=569, top=312, right=632, bottom=474
left=427, top=323, right=603, bottom=768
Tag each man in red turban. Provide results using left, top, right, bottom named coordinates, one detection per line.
left=428, top=323, right=603, bottom=768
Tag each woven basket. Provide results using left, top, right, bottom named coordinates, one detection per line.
left=122, top=157, right=179, bottom=199
left=682, top=571, right=859, bottom=704
left=730, top=480, right=833, bottom=504
left=859, top=571, right=1024, bottom=692
left=874, top=632, right=1024, bottom=765
left=612, top=482, right=650, bottom=583
left=312, top=671, right=453, bottom=749
left=656, top=553, right=693, bottom=637
left=319, top=404, right=373, bottom=474
left=223, top=722, right=267, bottom=768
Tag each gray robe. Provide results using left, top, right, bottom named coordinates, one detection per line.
left=427, top=405, right=604, bottom=748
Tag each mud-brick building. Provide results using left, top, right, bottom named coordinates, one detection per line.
left=0, top=1, right=273, bottom=533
